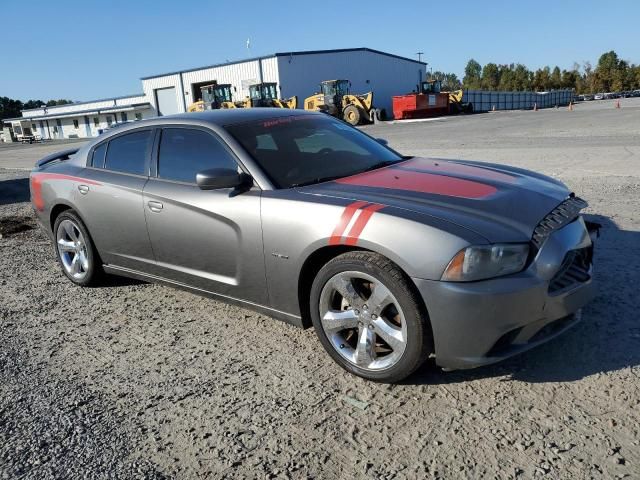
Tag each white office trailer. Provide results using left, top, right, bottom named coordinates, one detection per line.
left=3, top=48, right=426, bottom=140
left=3, top=94, right=154, bottom=141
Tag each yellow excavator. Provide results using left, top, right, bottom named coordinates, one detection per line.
left=303, top=79, right=377, bottom=125
left=188, top=83, right=237, bottom=112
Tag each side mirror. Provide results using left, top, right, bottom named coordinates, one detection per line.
left=196, top=168, right=252, bottom=191
left=375, top=137, right=389, bottom=146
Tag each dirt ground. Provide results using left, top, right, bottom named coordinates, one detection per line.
left=1, top=99, right=639, bottom=479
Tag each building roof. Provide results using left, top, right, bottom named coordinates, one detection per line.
left=20, top=93, right=147, bottom=113
left=3, top=103, right=152, bottom=123
left=140, top=47, right=426, bottom=80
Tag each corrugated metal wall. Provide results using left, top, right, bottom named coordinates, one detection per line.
left=277, top=51, right=425, bottom=116
left=142, top=74, right=183, bottom=114
left=143, top=57, right=280, bottom=113
left=463, top=90, right=574, bottom=112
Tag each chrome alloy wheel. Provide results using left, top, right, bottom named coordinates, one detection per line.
left=56, top=219, right=90, bottom=280
left=319, top=271, right=408, bottom=371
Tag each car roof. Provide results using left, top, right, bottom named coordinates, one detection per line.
left=74, top=108, right=324, bottom=162
left=150, top=108, right=319, bottom=127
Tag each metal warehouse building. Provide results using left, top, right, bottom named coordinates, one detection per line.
left=143, top=48, right=425, bottom=117
left=3, top=48, right=425, bottom=141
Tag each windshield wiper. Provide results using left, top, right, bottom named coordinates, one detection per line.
left=291, top=159, right=404, bottom=188
left=362, top=159, right=403, bottom=173
left=291, top=175, right=345, bottom=188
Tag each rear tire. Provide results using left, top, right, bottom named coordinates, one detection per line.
left=310, top=251, right=432, bottom=383
left=343, top=105, right=361, bottom=126
left=53, top=211, right=103, bottom=287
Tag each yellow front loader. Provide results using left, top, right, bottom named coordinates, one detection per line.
left=303, top=79, right=376, bottom=125
left=242, top=83, right=297, bottom=109
left=187, top=83, right=236, bottom=112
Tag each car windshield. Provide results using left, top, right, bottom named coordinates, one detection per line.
left=225, top=115, right=403, bottom=188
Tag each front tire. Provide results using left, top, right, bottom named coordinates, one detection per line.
left=343, top=104, right=362, bottom=126
left=310, top=252, right=432, bottom=383
left=53, top=211, right=102, bottom=286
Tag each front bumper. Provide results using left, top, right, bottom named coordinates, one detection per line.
left=414, top=216, right=597, bottom=370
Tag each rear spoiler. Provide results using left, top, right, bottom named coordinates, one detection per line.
left=35, top=148, right=80, bottom=168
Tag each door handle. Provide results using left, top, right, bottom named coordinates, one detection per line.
left=78, top=185, right=89, bottom=194
left=147, top=201, right=163, bottom=213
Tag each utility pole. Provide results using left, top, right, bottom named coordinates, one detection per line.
left=416, top=52, right=424, bottom=63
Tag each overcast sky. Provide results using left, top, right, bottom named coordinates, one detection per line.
left=2, top=0, right=639, bottom=101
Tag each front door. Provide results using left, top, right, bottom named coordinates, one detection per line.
left=84, top=116, right=92, bottom=137
left=56, top=119, right=63, bottom=139
left=142, top=126, right=267, bottom=304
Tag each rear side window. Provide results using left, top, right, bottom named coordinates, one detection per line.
left=104, top=130, right=152, bottom=175
left=158, top=128, right=238, bottom=183
left=91, top=142, right=107, bottom=167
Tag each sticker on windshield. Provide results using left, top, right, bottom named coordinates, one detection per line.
left=262, top=116, right=315, bottom=128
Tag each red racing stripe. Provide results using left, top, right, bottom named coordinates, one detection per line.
left=336, top=168, right=497, bottom=199
left=328, top=201, right=369, bottom=245
left=30, top=173, right=102, bottom=212
left=344, top=204, right=385, bottom=246
left=31, top=173, right=102, bottom=186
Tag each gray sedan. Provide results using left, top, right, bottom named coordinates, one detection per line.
left=29, top=109, right=597, bottom=382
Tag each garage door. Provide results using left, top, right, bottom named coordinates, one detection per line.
left=155, top=87, right=180, bottom=116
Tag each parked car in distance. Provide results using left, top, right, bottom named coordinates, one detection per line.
left=29, top=109, right=598, bottom=382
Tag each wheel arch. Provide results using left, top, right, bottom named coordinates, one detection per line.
left=49, top=202, right=74, bottom=231
left=49, top=201, right=91, bottom=235
left=297, top=244, right=433, bottom=342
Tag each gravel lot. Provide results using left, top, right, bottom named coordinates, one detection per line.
left=1, top=99, right=639, bottom=479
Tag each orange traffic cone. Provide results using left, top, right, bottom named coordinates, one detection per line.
left=615, top=99, right=621, bottom=109
left=568, top=102, right=573, bottom=111
left=533, top=102, right=538, bottom=111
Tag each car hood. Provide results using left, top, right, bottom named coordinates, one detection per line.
left=298, top=157, right=572, bottom=243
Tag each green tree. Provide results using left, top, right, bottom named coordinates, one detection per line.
left=0, top=97, right=24, bottom=120
left=463, top=59, right=482, bottom=89
left=46, top=99, right=73, bottom=106
left=550, top=66, right=562, bottom=89
left=428, top=71, right=462, bottom=91
left=595, top=50, right=622, bottom=92
left=513, top=64, right=532, bottom=91
left=23, top=100, right=45, bottom=110
left=481, top=63, right=500, bottom=90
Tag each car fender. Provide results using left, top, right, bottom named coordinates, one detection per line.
left=262, top=194, right=485, bottom=318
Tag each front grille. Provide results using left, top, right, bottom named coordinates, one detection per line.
left=548, top=247, right=592, bottom=294
left=532, top=196, right=588, bottom=248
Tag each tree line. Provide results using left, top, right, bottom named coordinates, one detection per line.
left=430, top=51, right=640, bottom=94
left=0, top=97, right=73, bottom=122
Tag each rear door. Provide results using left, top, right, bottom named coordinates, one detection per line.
left=142, top=126, right=267, bottom=304
left=78, top=128, right=156, bottom=272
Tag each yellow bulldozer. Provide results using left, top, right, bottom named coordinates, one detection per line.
left=240, top=82, right=297, bottom=109
left=187, top=83, right=236, bottom=112
left=303, top=79, right=378, bottom=125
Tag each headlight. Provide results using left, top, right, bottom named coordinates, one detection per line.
left=441, top=244, right=530, bottom=282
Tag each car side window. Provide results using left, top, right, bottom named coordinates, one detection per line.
left=91, top=142, right=107, bottom=167
left=158, top=128, right=238, bottom=184
left=103, top=130, right=152, bottom=175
